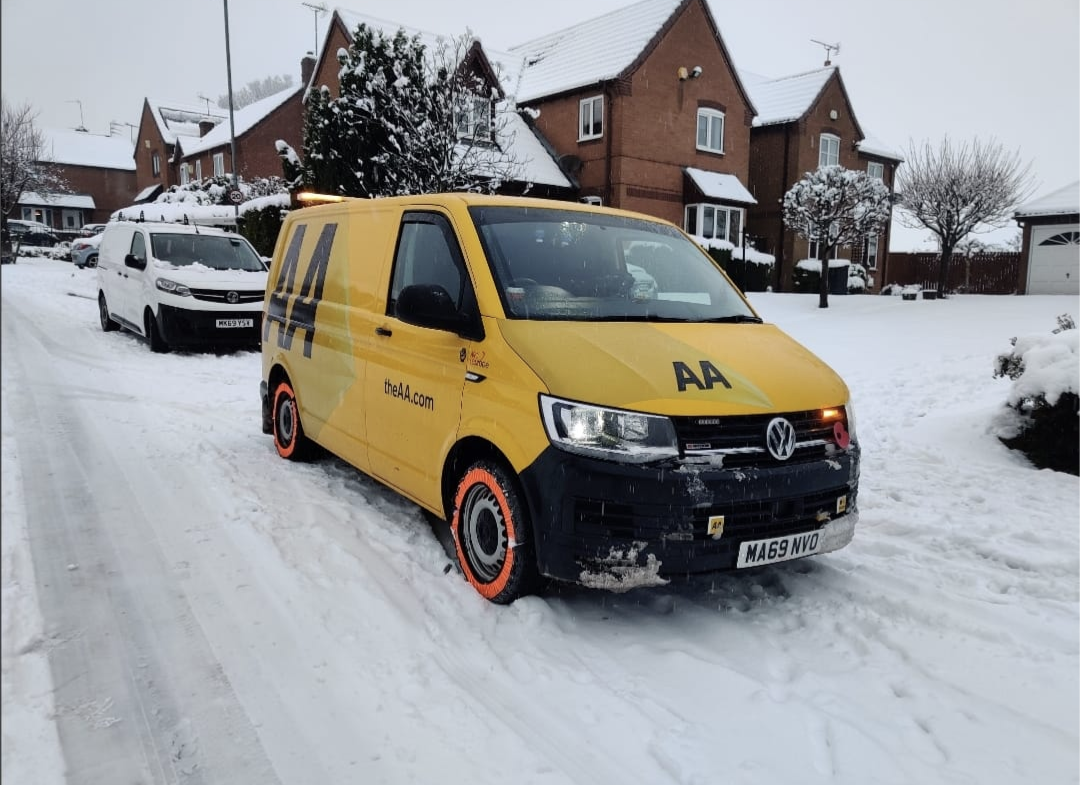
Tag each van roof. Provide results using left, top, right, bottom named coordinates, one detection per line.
left=106, top=220, right=235, bottom=237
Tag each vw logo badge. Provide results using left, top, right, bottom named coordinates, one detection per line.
left=226, top=291, right=239, bottom=304
left=765, top=417, right=796, bottom=461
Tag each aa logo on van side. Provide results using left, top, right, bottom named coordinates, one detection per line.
left=264, top=223, right=336, bottom=358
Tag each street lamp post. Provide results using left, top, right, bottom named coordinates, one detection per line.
left=223, top=0, right=240, bottom=220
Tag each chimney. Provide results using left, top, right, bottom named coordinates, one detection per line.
left=198, top=119, right=215, bottom=137
left=301, top=52, right=316, bottom=85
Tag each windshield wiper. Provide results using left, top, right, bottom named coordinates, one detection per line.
left=701, top=315, right=763, bottom=324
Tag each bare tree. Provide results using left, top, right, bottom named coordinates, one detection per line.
left=783, top=166, right=893, bottom=308
left=217, top=74, right=294, bottom=111
left=1, top=97, right=67, bottom=254
left=895, top=136, right=1033, bottom=297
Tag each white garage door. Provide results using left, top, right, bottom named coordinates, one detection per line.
left=1028, top=225, right=1079, bottom=295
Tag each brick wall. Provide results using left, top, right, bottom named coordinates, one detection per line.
left=46, top=163, right=137, bottom=224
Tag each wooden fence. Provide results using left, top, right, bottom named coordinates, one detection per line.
left=883, top=252, right=1021, bottom=294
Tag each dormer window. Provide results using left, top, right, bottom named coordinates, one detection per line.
left=819, top=134, right=840, bottom=168
left=455, top=95, right=491, bottom=141
left=579, top=95, right=603, bottom=141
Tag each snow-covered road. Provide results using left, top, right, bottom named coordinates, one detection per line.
left=2, top=259, right=1076, bottom=785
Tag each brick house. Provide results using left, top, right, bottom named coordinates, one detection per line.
left=1013, top=180, right=1080, bottom=295
left=304, top=9, right=574, bottom=197
left=17, top=128, right=137, bottom=235
left=132, top=98, right=227, bottom=200
left=741, top=66, right=903, bottom=291
left=509, top=0, right=759, bottom=237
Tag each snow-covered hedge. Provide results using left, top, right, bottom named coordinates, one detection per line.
left=793, top=258, right=868, bottom=294
left=993, top=314, right=1078, bottom=474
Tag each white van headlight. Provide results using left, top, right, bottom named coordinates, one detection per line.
left=540, top=395, right=678, bottom=463
left=155, top=278, right=191, bottom=297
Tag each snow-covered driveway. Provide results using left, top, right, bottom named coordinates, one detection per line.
left=2, top=259, right=1076, bottom=785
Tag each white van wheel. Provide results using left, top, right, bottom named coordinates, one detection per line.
left=145, top=312, right=170, bottom=353
left=451, top=461, right=538, bottom=604
left=98, top=293, right=118, bottom=332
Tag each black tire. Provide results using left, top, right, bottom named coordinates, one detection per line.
left=451, top=460, right=539, bottom=604
left=145, top=311, right=170, bottom=353
left=98, top=292, right=119, bottom=332
left=271, top=379, right=313, bottom=461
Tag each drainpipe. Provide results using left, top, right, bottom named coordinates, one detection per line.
left=604, top=82, right=614, bottom=206
left=776, top=124, right=791, bottom=291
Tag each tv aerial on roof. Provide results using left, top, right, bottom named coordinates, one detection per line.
left=811, top=39, right=840, bottom=67
left=301, top=2, right=328, bottom=56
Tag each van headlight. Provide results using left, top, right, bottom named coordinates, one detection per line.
left=155, top=278, right=191, bottom=297
left=540, top=395, right=678, bottom=463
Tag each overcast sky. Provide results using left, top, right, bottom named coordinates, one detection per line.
left=2, top=0, right=1077, bottom=199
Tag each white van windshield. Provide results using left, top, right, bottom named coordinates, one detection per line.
left=469, top=206, right=759, bottom=323
left=150, top=233, right=265, bottom=272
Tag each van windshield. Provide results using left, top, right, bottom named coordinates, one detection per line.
left=468, top=206, right=758, bottom=322
left=150, top=233, right=265, bottom=272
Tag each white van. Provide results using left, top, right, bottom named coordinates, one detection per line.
left=97, top=220, right=267, bottom=352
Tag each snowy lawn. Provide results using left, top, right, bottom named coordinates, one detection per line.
left=2, top=257, right=1077, bottom=785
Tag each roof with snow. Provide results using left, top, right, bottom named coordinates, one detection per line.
left=508, top=0, right=685, bottom=103
left=18, top=191, right=96, bottom=209
left=41, top=128, right=134, bottom=170
left=1014, top=181, right=1080, bottom=219
left=684, top=168, right=756, bottom=205
left=182, top=86, right=302, bottom=157
left=739, top=68, right=835, bottom=127
left=856, top=132, right=903, bottom=162
left=145, top=98, right=226, bottom=146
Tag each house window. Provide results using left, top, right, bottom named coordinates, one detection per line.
left=62, top=209, right=81, bottom=229
left=818, top=134, right=840, bottom=168
left=579, top=95, right=603, bottom=141
left=867, top=161, right=884, bottom=180
left=865, top=234, right=879, bottom=270
left=684, top=203, right=743, bottom=245
left=213, top=152, right=225, bottom=177
left=180, top=163, right=190, bottom=185
left=152, top=151, right=161, bottom=177
left=807, top=220, right=839, bottom=260
left=195, top=159, right=202, bottom=181
left=696, top=109, right=725, bottom=154
left=1039, top=231, right=1080, bottom=246
left=455, top=95, right=491, bottom=141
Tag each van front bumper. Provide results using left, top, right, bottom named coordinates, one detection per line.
left=518, top=445, right=860, bottom=586
left=158, top=305, right=262, bottom=348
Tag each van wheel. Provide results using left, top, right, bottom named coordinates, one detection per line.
left=145, top=312, right=170, bottom=353
left=98, top=293, right=118, bottom=332
left=272, top=380, right=312, bottom=460
left=451, top=460, right=539, bottom=604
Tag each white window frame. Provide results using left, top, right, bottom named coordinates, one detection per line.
left=818, top=134, right=840, bottom=168
left=684, top=203, right=743, bottom=245
left=151, top=151, right=161, bottom=177
left=195, top=159, right=202, bottom=181
left=580, top=196, right=602, bottom=206
left=867, top=161, right=884, bottom=180
left=579, top=95, right=603, bottom=141
left=61, top=209, right=82, bottom=229
left=180, top=163, right=190, bottom=185
left=695, top=108, right=725, bottom=154
left=865, top=233, right=879, bottom=270
left=455, top=95, right=491, bottom=141
left=213, top=152, right=225, bottom=177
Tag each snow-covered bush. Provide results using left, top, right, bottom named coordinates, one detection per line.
left=993, top=314, right=1078, bottom=474
left=691, top=237, right=774, bottom=292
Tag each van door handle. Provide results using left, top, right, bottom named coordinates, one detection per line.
left=375, top=326, right=392, bottom=337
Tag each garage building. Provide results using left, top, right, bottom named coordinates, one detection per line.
left=1015, top=181, right=1080, bottom=295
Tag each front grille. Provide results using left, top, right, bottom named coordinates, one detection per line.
left=189, top=288, right=264, bottom=304
left=572, top=484, right=852, bottom=555
left=671, top=409, right=843, bottom=468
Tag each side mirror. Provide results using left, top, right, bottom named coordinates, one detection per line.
left=124, top=253, right=146, bottom=270
left=396, top=283, right=479, bottom=337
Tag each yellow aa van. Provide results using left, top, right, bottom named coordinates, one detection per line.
left=261, top=194, right=859, bottom=603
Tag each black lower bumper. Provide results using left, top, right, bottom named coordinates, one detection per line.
left=518, top=445, right=860, bottom=585
left=158, top=305, right=262, bottom=348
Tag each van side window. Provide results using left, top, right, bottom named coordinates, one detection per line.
left=388, top=214, right=466, bottom=313
left=130, top=232, right=146, bottom=262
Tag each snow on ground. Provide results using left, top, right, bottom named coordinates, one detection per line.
left=1, top=257, right=1077, bottom=785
